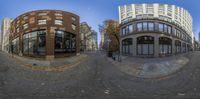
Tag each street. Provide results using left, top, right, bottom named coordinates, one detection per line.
left=0, top=51, right=200, bottom=99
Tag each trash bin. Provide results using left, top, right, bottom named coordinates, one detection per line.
left=112, top=56, right=116, bottom=61
left=107, top=51, right=113, bottom=57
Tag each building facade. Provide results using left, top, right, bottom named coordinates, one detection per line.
left=1, top=18, right=12, bottom=52
left=80, top=22, right=97, bottom=51
left=80, top=22, right=91, bottom=51
left=10, top=10, right=80, bottom=59
left=91, top=30, right=98, bottom=50
left=119, top=4, right=193, bottom=57
left=99, top=25, right=105, bottom=50
left=199, top=32, right=200, bottom=42
left=194, top=37, right=200, bottom=51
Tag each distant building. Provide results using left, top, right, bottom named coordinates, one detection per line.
left=0, top=31, right=1, bottom=50
left=194, top=37, right=200, bottom=51
left=91, top=30, right=98, bottom=50
left=199, top=32, right=200, bottom=42
left=1, top=18, right=12, bottom=53
left=80, top=22, right=97, bottom=51
left=99, top=26, right=105, bottom=50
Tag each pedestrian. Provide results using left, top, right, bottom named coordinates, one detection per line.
left=11, top=44, right=14, bottom=58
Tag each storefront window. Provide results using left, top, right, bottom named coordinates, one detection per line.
left=23, top=34, right=29, bottom=55
left=122, top=38, right=133, bottom=54
left=182, top=43, right=186, bottom=53
left=12, top=37, right=19, bottom=54
left=23, top=30, right=46, bottom=56
left=55, top=31, right=64, bottom=52
left=137, top=36, right=154, bottom=56
left=159, top=37, right=172, bottom=56
left=38, top=31, right=46, bottom=55
left=175, top=40, right=181, bottom=54
left=55, top=30, right=76, bottom=54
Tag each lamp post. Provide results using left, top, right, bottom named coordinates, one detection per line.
left=118, top=39, right=122, bottom=62
left=107, top=39, right=111, bottom=57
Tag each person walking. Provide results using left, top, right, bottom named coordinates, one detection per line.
left=11, top=44, right=14, bottom=58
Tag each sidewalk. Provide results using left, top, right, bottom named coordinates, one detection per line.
left=9, top=53, right=88, bottom=72
left=107, top=53, right=192, bottom=79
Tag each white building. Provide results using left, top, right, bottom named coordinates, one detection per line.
left=119, top=3, right=193, bottom=38
left=1, top=18, right=12, bottom=52
left=119, top=4, right=193, bottom=57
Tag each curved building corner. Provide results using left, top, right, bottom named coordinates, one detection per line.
left=9, top=10, right=80, bottom=60
left=119, top=4, right=193, bottom=57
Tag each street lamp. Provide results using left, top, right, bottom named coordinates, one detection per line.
left=107, top=39, right=111, bottom=51
left=107, top=39, right=111, bottom=57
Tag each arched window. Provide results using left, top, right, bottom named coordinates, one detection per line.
left=137, top=36, right=154, bottom=56
left=122, top=38, right=133, bottom=55
left=182, top=43, right=186, bottom=53
left=175, top=40, right=181, bottom=54
left=159, top=37, right=172, bottom=56
left=187, top=44, right=191, bottom=52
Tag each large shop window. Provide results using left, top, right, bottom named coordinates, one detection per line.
left=122, top=38, right=133, bottom=54
left=12, top=37, right=19, bottom=54
left=182, top=43, right=186, bottom=53
left=137, top=36, right=154, bottom=56
left=187, top=44, right=191, bottom=52
left=23, top=30, right=46, bottom=56
left=55, top=30, right=76, bottom=53
left=175, top=40, right=181, bottom=54
left=159, top=37, right=172, bottom=56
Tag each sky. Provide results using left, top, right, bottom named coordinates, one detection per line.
left=0, top=0, right=200, bottom=44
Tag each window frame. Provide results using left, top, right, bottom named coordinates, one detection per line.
left=55, top=19, right=63, bottom=25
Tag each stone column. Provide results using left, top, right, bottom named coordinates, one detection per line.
left=186, top=43, right=188, bottom=52
left=172, top=39, right=175, bottom=55
left=132, top=36, right=137, bottom=56
left=180, top=42, right=183, bottom=53
left=154, top=35, right=159, bottom=57
left=46, top=27, right=55, bottom=60
left=76, top=20, right=80, bottom=55
left=120, top=39, right=122, bottom=55
left=19, top=33, right=23, bottom=56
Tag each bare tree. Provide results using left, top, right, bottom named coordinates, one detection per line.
left=99, top=20, right=120, bottom=52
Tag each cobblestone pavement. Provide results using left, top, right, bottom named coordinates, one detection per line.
left=0, top=51, right=200, bottom=99
left=109, top=53, right=190, bottom=78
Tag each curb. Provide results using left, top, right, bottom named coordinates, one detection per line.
left=106, top=54, right=190, bottom=79
left=9, top=54, right=87, bottom=72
